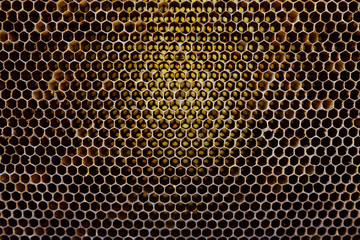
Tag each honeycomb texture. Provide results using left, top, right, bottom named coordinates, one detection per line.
left=1, top=0, right=360, bottom=239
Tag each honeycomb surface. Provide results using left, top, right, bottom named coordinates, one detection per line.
left=1, top=0, right=360, bottom=239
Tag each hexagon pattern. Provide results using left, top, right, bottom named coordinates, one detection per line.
left=1, top=0, right=360, bottom=239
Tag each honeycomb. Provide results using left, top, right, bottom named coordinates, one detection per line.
left=1, top=0, right=360, bottom=239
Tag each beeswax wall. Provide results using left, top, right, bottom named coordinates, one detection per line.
left=1, top=0, right=360, bottom=239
